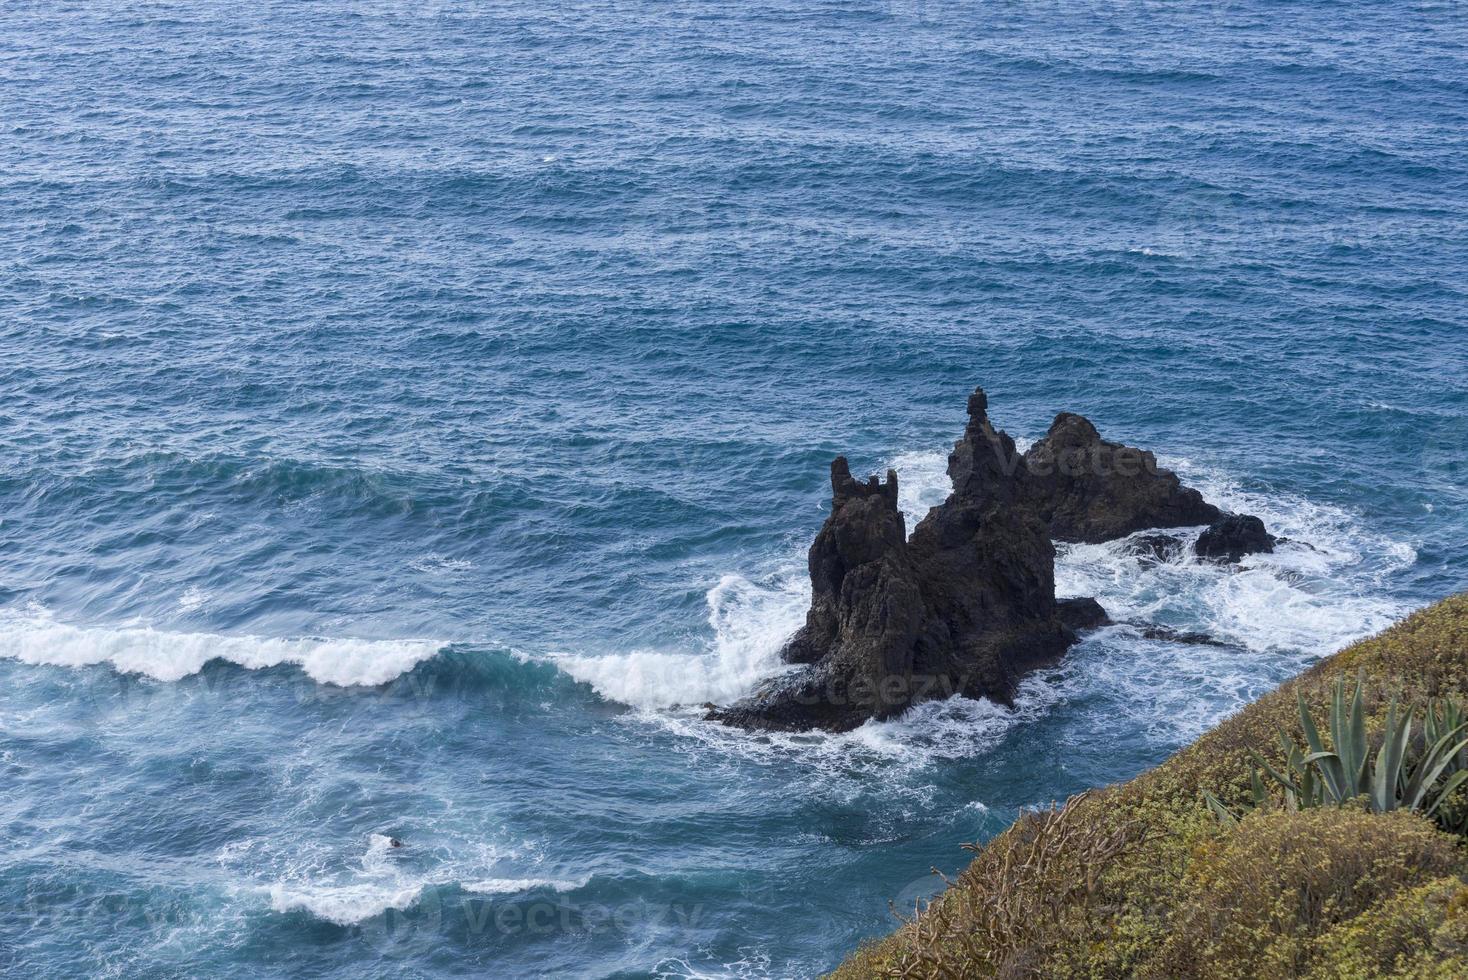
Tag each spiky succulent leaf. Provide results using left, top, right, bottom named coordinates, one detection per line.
left=1424, top=770, right=1468, bottom=820
left=1371, top=701, right=1409, bottom=813
left=1406, top=730, right=1468, bottom=811
left=1249, top=748, right=1303, bottom=797
left=1202, top=792, right=1240, bottom=827
left=1300, top=762, right=1319, bottom=808
left=1302, top=751, right=1348, bottom=803
left=1240, top=685, right=1468, bottom=834
left=1298, top=690, right=1327, bottom=757
left=1348, top=672, right=1370, bottom=794
left=1250, top=767, right=1269, bottom=807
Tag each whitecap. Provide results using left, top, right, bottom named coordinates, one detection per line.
left=267, top=834, right=429, bottom=925
left=268, top=880, right=426, bottom=926
left=407, top=553, right=476, bottom=575
left=636, top=671, right=1065, bottom=794
left=0, top=606, right=445, bottom=686
left=461, top=874, right=590, bottom=895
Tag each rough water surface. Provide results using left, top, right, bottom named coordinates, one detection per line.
left=2, top=1, right=1466, bottom=976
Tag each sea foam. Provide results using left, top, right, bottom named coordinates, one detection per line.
left=261, top=834, right=588, bottom=926
left=268, top=880, right=426, bottom=926
left=266, top=834, right=430, bottom=925
left=461, top=874, right=590, bottom=895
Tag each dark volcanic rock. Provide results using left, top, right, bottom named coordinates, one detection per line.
left=1057, top=597, right=1111, bottom=631
left=1133, top=623, right=1231, bottom=647
left=1121, top=532, right=1188, bottom=564
left=708, top=390, right=1079, bottom=733
left=776, top=458, right=917, bottom=667
left=902, top=390, right=1076, bottom=706
left=710, top=460, right=926, bottom=732
left=1021, top=413, right=1220, bottom=543
left=1195, top=513, right=1276, bottom=563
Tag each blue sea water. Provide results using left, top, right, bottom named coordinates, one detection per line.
left=3, top=0, right=1467, bottom=975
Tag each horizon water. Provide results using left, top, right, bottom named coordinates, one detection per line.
left=3, top=1, right=1468, bottom=977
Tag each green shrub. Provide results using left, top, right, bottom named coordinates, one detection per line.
left=1153, top=807, right=1460, bottom=979
left=1305, top=876, right=1468, bottom=979
left=873, top=790, right=1150, bottom=978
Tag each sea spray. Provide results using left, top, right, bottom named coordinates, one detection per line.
left=553, top=568, right=808, bottom=709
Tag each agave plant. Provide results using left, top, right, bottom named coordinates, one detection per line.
left=1205, top=675, right=1468, bottom=832
left=1424, top=695, right=1468, bottom=833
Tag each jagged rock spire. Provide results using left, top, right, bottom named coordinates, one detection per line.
left=830, top=456, right=898, bottom=505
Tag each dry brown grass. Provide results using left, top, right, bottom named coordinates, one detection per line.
left=872, top=791, right=1148, bottom=978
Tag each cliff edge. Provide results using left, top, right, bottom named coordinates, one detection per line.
left=831, top=593, right=1468, bottom=979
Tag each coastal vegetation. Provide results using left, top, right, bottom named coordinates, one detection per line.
left=832, top=593, right=1468, bottom=979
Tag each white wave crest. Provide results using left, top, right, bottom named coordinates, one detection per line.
left=636, top=671, right=1067, bottom=807
left=0, top=607, right=444, bottom=685
left=262, top=834, right=587, bottom=925
left=461, top=874, right=590, bottom=895
left=268, top=880, right=425, bottom=926
left=554, top=570, right=808, bottom=710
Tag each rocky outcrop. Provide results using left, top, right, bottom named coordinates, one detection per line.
left=1195, top=513, right=1277, bottom=563
left=1021, top=413, right=1221, bottom=543
left=709, top=461, right=927, bottom=732
left=706, top=386, right=1278, bottom=734
left=708, top=390, right=1083, bottom=733
left=900, top=389, right=1076, bottom=708
left=1133, top=623, right=1232, bottom=646
left=775, top=460, right=917, bottom=668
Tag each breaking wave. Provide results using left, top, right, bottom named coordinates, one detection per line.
left=265, top=834, right=434, bottom=926
left=0, top=606, right=445, bottom=686
left=461, top=875, right=591, bottom=895
left=552, top=569, right=808, bottom=710
left=260, top=835, right=592, bottom=927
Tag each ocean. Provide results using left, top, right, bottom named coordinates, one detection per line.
left=2, top=0, right=1466, bottom=976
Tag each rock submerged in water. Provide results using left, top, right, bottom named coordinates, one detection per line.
left=705, top=387, right=1277, bottom=734
left=1195, top=513, right=1277, bottom=563
left=1121, top=532, right=1188, bottom=564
